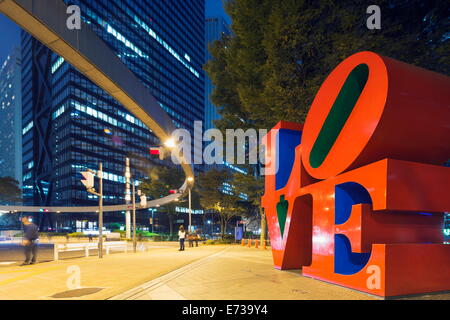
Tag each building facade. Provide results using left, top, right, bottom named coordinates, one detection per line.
left=0, top=46, right=22, bottom=187
left=204, top=16, right=230, bottom=132
left=21, top=0, right=205, bottom=230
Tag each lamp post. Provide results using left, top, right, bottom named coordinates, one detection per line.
left=187, top=176, right=194, bottom=233
left=188, top=188, right=192, bottom=233
left=132, top=181, right=136, bottom=253
left=80, top=163, right=103, bottom=258
left=99, top=163, right=103, bottom=258
left=151, top=209, right=154, bottom=233
left=125, top=158, right=131, bottom=239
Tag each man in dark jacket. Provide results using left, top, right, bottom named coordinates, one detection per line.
left=21, top=216, right=39, bottom=265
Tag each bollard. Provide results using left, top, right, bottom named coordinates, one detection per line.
left=262, top=240, right=267, bottom=250
left=247, top=239, right=252, bottom=248
left=255, top=240, right=259, bottom=249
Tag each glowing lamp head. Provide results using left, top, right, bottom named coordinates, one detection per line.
left=164, top=138, right=176, bottom=148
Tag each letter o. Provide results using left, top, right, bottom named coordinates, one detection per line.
left=301, top=51, right=450, bottom=180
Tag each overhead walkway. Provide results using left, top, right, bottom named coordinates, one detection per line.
left=0, top=0, right=194, bottom=212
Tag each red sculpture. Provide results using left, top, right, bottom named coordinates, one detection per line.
left=261, top=51, right=450, bottom=297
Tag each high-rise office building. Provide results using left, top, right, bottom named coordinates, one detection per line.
left=21, top=0, right=205, bottom=230
left=204, top=16, right=230, bottom=132
left=0, top=46, right=22, bottom=186
left=204, top=16, right=246, bottom=175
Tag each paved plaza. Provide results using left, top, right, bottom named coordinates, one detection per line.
left=0, top=243, right=448, bottom=300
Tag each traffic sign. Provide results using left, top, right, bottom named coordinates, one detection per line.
left=140, top=195, right=147, bottom=207
left=80, top=171, right=94, bottom=189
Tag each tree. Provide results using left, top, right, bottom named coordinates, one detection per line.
left=0, top=177, right=21, bottom=205
left=231, top=168, right=266, bottom=243
left=139, top=166, right=183, bottom=236
left=205, top=0, right=450, bottom=131
left=196, top=169, right=244, bottom=239
left=0, top=212, right=20, bottom=229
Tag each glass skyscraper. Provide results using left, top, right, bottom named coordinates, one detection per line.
left=21, top=0, right=205, bottom=230
left=204, top=16, right=230, bottom=132
left=204, top=16, right=246, bottom=175
left=0, top=46, right=22, bottom=186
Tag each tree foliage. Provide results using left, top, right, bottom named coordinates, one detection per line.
left=196, top=168, right=244, bottom=238
left=205, top=0, right=450, bottom=130
left=139, top=166, right=201, bottom=235
left=232, top=168, right=266, bottom=240
left=0, top=177, right=21, bottom=205
left=232, top=169, right=264, bottom=209
left=139, top=166, right=183, bottom=235
left=139, top=166, right=184, bottom=199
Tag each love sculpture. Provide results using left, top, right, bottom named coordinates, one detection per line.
left=261, top=51, right=450, bottom=298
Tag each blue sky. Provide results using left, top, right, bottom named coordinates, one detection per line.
left=0, top=1, right=230, bottom=64
left=206, top=0, right=231, bottom=23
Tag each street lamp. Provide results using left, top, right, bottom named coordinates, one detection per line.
left=132, top=181, right=136, bottom=253
left=125, top=158, right=131, bottom=239
left=164, top=137, right=176, bottom=148
left=186, top=176, right=194, bottom=233
left=188, top=187, right=192, bottom=233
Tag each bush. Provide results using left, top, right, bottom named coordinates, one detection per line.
left=223, top=234, right=235, bottom=241
left=40, top=232, right=68, bottom=237
left=203, top=238, right=235, bottom=245
left=68, top=232, right=85, bottom=238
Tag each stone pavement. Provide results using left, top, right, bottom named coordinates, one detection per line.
left=0, top=242, right=224, bottom=299
left=0, top=244, right=449, bottom=300
left=111, top=245, right=377, bottom=300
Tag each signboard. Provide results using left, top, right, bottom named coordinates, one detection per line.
left=235, top=227, right=243, bottom=241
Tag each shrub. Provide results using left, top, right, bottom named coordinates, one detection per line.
left=203, top=239, right=235, bottom=245
left=68, top=232, right=85, bottom=238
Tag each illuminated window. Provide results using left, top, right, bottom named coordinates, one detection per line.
left=51, top=57, right=65, bottom=74
left=23, top=121, right=33, bottom=135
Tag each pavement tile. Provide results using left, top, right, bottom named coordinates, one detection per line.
left=0, top=244, right=448, bottom=300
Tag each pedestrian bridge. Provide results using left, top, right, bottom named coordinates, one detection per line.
left=0, top=0, right=194, bottom=213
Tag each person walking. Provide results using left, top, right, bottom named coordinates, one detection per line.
left=20, top=216, right=39, bottom=266
left=178, top=225, right=186, bottom=251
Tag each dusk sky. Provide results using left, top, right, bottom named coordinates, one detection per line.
left=0, top=0, right=230, bottom=64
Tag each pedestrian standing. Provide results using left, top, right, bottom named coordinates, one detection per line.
left=20, top=216, right=39, bottom=266
left=188, top=232, right=194, bottom=247
left=178, top=225, right=186, bottom=251
left=194, top=233, right=199, bottom=247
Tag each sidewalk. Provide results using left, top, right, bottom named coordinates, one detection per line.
left=112, top=245, right=377, bottom=300
left=0, top=244, right=225, bottom=300
left=1, top=244, right=448, bottom=300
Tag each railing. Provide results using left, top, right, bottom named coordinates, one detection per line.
left=53, top=241, right=128, bottom=260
